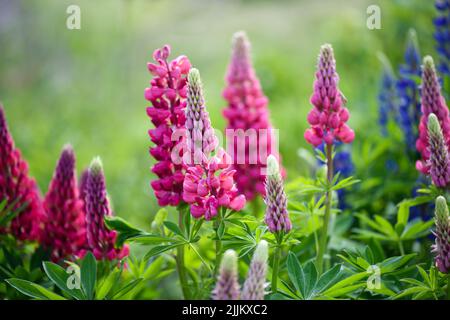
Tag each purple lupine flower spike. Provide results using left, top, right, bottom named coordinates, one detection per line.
left=416, top=56, right=450, bottom=174
left=242, top=240, right=268, bottom=300
left=427, top=114, right=450, bottom=188
left=212, top=249, right=240, bottom=300
left=85, top=157, right=129, bottom=261
left=42, top=145, right=86, bottom=261
left=304, top=44, right=354, bottom=147
left=264, top=155, right=291, bottom=233
left=432, top=196, right=450, bottom=273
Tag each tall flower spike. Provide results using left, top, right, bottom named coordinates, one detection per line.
left=416, top=56, right=450, bottom=174
left=222, top=31, right=283, bottom=200
left=264, top=154, right=291, bottom=233
left=397, top=30, right=422, bottom=154
left=212, top=249, right=240, bottom=300
left=145, top=45, right=191, bottom=207
left=241, top=240, right=268, bottom=300
left=377, top=53, right=398, bottom=136
left=427, top=114, right=450, bottom=188
left=183, top=69, right=246, bottom=220
left=0, top=105, right=45, bottom=241
left=304, top=44, right=354, bottom=147
left=42, top=145, right=87, bottom=261
left=185, top=68, right=218, bottom=164
left=432, top=196, right=450, bottom=273
left=85, top=157, right=129, bottom=260
left=434, top=1, right=450, bottom=76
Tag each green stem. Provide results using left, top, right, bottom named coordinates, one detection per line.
left=316, top=144, right=333, bottom=275
left=398, top=240, right=405, bottom=256
left=176, top=209, right=190, bottom=299
left=214, top=209, right=224, bottom=275
left=271, top=243, right=281, bottom=294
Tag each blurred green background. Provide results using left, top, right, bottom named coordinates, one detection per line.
left=0, top=0, right=435, bottom=227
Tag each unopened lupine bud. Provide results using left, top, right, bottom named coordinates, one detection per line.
left=241, top=240, right=268, bottom=300
left=0, top=105, right=45, bottom=241
left=304, top=44, right=355, bottom=147
left=427, top=113, right=450, bottom=187
left=185, top=68, right=218, bottom=164
left=85, top=157, right=129, bottom=261
left=212, top=249, right=240, bottom=300
left=42, top=145, right=87, bottom=261
left=432, top=196, right=450, bottom=273
left=264, top=155, right=291, bottom=233
left=416, top=56, right=450, bottom=174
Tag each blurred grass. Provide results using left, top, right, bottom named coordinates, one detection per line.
left=0, top=0, right=436, bottom=228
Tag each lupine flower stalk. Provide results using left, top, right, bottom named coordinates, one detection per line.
left=427, top=113, right=450, bottom=188
left=432, top=196, right=450, bottom=274
left=183, top=68, right=246, bottom=220
left=0, top=105, right=45, bottom=241
left=416, top=56, right=450, bottom=174
left=264, top=154, right=290, bottom=293
left=397, top=30, right=422, bottom=154
left=377, top=53, right=398, bottom=136
left=212, top=249, right=240, bottom=300
left=434, top=1, right=450, bottom=77
left=241, top=240, right=268, bottom=300
left=222, top=31, right=283, bottom=201
left=42, top=145, right=87, bottom=261
left=304, top=44, right=354, bottom=147
left=84, top=157, right=129, bottom=260
left=145, top=45, right=191, bottom=207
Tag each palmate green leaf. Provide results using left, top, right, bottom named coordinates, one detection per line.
left=378, top=254, right=416, bottom=274
left=163, top=221, right=185, bottom=238
left=80, top=252, right=97, bottom=300
left=104, top=216, right=147, bottom=246
left=143, top=242, right=185, bottom=260
left=321, top=271, right=367, bottom=297
left=6, top=278, right=66, bottom=300
left=400, top=219, right=434, bottom=240
left=315, top=264, right=343, bottom=294
left=331, top=176, right=360, bottom=191
left=286, top=252, right=305, bottom=299
left=128, top=234, right=173, bottom=245
left=43, top=262, right=85, bottom=300
left=110, top=278, right=143, bottom=300
left=96, top=268, right=122, bottom=300
left=302, top=261, right=318, bottom=299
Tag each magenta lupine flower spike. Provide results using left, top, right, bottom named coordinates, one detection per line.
left=42, top=145, right=87, bottom=261
left=432, top=196, right=450, bottom=273
left=212, top=249, right=240, bottom=300
left=145, top=45, right=191, bottom=207
left=183, top=69, right=246, bottom=220
left=304, top=44, right=355, bottom=147
left=222, top=31, right=284, bottom=200
left=241, top=240, right=268, bottom=300
left=264, top=155, right=291, bottom=233
left=185, top=68, right=218, bottom=164
left=427, top=114, right=450, bottom=188
left=416, top=56, right=450, bottom=174
left=85, top=157, right=129, bottom=261
left=0, top=105, right=45, bottom=241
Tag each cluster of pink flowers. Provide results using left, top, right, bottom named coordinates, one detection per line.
left=304, top=44, right=354, bottom=147
left=416, top=56, right=450, bottom=175
left=83, top=158, right=129, bottom=261
left=145, top=45, right=191, bottom=207
left=182, top=68, right=246, bottom=220
left=42, top=145, right=87, bottom=261
left=0, top=106, right=45, bottom=241
left=222, top=32, right=283, bottom=200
